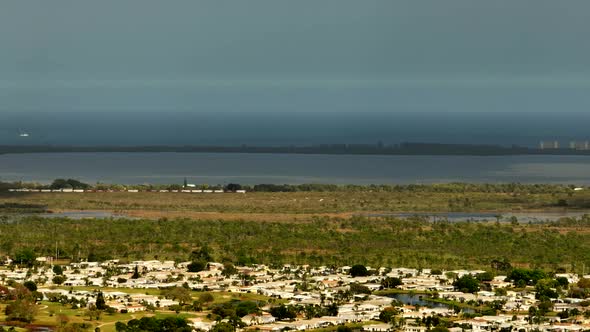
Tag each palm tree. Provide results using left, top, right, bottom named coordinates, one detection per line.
left=402, top=316, right=410, bottom=327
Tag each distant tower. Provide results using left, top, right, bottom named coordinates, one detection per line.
left=569, top=141, right=590, bottom=150
left=183, top=177, right=188, bottom=188
left=540, top=140, right=560, bottom=149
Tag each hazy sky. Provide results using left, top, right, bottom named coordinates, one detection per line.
left=1, top=1, right=590, bottom=145
left=0, top=0, right=590, bottom=110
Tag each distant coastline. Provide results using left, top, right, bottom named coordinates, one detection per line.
left=2, top=142, right=590, bottom=156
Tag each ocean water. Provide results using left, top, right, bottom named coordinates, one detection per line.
left=1, top=152, right=590, bottom=185
left=3, top=110, right=590, bottom=148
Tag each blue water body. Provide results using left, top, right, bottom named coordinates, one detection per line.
left=361, top=212, right=589, bottom=223
left=1, top=153, right=590, bottom=185
left=4, top=110, right=590, bottom=148
left=38, top=211, right=132, bottom=219
left=388, top=293, right=474, bottom=314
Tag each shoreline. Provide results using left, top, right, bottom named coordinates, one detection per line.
left=3, top=144, right=590, bottom=156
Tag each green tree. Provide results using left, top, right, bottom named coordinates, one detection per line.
left=131, top=265, right=140, bottom=279
left=349, top=283, right=371, bottom=294
left=222, top=262, right=237, bottom=277
left=528, top=306, right=541, bottom=324
left=350, top=264, right=369, bottom=277
left=116, top=317, right=192, bottom=332
left=52, top=275, right=66, bottom=285
left=14, top=248, right=36, bottom=267
left=556, top=277, right=569, bottom=288
left=50, top=179, right=71, bottom=189
left=5, top=299, right=38, bottom=323
left=381, top=277, right=403, bottom=289
left=508, top=268, right=547, bottom=286
left=379, top=306, right=398, bottom=323
left=326, top=303, right=338, bottom=316
left=270, top=304, right=297, bottom=321
left=210, top=322, right=236, bottom=332
left=538, top=300, right=554, bottom=315
left=53, top=265, right=64, bottom=275
left=235, top=301, right=259, bottom=317
left=187, top=260, right=207, bottom=273
left=50, top=179, right=90, bottom=190
left=191, top=246, right=212, bottom=262
left=431, top=327, right=450, bottom=332
left=161, top=287, right=192, bottom=306
left=95, top=292, right=107, bottom=310
left=225, top=183, right=242, bottom=192
left=476, top=271, right=494, bottom=282
left=23, top=281, right=37, bottom=292
left=453, top=275, right=480, bottom=293
left=198, top=292, right=214, bottom=303
left=535, top=279, right=560, bottom=299
left=491, top=259, right=512, bottom=272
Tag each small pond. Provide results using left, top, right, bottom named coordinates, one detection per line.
left=388, top=293, right=475, bottom=314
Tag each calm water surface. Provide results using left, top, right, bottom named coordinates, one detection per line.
left=388, top=293, right=474, bottom=313
left=1, top=153, right=590, bottom=185
left=364, top=212, right=589, bottom=223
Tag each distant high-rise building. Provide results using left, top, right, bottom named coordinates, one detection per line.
left=569, top=141, right=590, bottom=150
left=540, top=141, right=560, bottom=149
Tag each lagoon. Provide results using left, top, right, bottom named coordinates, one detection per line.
left=1, top=153, right=590, bottom=185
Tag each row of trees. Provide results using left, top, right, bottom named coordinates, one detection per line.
left=5, top=216, right=590, bottom=271
left=115, top=317, right=193, bottom=332
left=451, top=268, right=575, bottom=301
left=2, top=180, right=583, bottom=194
left=269, top=303, right=338, bottom=321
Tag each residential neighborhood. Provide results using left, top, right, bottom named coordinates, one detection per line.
left=2, top=258, right=590, bottom=332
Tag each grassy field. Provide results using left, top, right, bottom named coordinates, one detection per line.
left=2, top=188, right=590, bottom=269
left=2, top=189, right=590, bottom=222
left=0, top=289, right=273, bottom=331
left=34, top=301, right=197, bottom=332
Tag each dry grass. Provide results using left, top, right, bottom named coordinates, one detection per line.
left=2, top=190, right=587, bottom=223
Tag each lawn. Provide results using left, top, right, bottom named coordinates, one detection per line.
left=0, top=289, right=278, bottom=331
